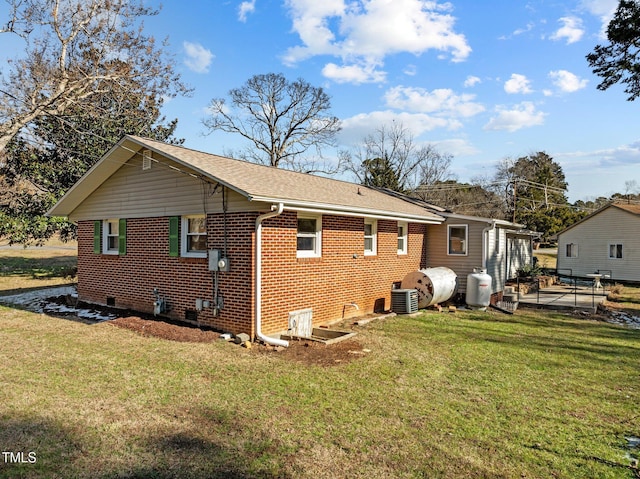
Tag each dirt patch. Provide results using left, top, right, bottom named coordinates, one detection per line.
left=107, top=316, right=221, bottom=343
left=106, top=316, right=368, bottom=366
left=251, top=337, right=369, bottom=367
left=38, top=293, right=372, bottom=365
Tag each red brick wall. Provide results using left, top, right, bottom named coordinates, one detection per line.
left=77, top=214, right=257, bottom=336
left=77, top=211, right=427, bottom=337
left=259, top=212, right=427, bottom=334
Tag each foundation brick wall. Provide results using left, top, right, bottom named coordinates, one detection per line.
left=77, top=214, right=257, bottom=336
left=77, top=211, right=427, bottom=337
left=259, top=212, right=427, bottom=334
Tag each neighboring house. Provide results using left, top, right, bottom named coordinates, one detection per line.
left=557, top=203, right=640, bottom=282
left=48, top=136, right=444, bottom=344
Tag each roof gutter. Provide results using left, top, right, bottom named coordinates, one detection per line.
left=254, top=203, right=289, bottom=348
left=283, top=205, right=441, bottom=224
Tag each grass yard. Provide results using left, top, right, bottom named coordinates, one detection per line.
left=1, top=304, right=639, bottom=478
left=1, top=245, right=640, bottom=478
left=534, top=248, right=558, bottom=270
left=0, top=238, right=77, bottom=294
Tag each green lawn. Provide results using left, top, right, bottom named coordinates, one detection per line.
left=0, top=239, right=77, bottom=294
left=1, top=244, right=639, bottom=478
left=1, top=305, right=639, bottom=478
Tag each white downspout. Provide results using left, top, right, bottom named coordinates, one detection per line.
left=255, top=203, right=289, bottom=347
left=482, top=220, right=497, bottom=269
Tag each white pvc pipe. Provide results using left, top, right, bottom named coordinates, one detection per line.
left=254, top=203, right=289, bottom=347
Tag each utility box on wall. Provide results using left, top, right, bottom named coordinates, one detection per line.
left=208, top=249, right=230, bottom=272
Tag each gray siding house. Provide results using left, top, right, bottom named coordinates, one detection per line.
left=377, top=189, right=534, bottom=297
left=426, top=214, right=533, bottom=296
left=557, top=203, right=640, bottom=282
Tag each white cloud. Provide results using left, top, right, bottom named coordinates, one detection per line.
left=283, top=0, right=471, bottom=84
left=238, top=0, right=256, bottom=22
left=484, top=102, right=546, bottom=132
left=504, top=74, right=533, bottom=94
left=550, top=16, right=584, bottom=44
left=322, top=62, right=386, bottom=84
left=464, top=75, right=481, bottom=88
left=183, top=41, right=214, bottom=73
left=339, top=110, right=461, bottom=145
left=433, top=138, right=480, bottom=157
left=548, top=70, right=588, bottom=93
left=513, top=22, right=535, bottom=36
left=580, top=140, right=640, bottom=167
left=403, top=64, right=417, bottom=76
left=384, top=86, right=485, bottom=118
left=580, top=0, right=618, bottom=37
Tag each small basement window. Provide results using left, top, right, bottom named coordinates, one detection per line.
left=364, top=219, right=377, bottom=256
left=566, top=243, right=578, bottom=258
left=448, top=224, right=467, bottom=256
left=297, top=215, right=322, bottom=258
left=609, top=243, right=623, bottom=259
left=397, top=221, right=408, bottom=255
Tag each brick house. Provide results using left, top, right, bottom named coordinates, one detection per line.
left=48, top=136, right=444, bottom=345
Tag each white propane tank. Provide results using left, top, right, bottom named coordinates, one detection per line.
left=401, top=267, right=458, bottom=308
left=466, top=268, right=492, bottom=310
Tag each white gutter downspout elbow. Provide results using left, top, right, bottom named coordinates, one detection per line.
left=481, top=220, right=497, bottom=270
left=255, top=203, right=289, bottom=347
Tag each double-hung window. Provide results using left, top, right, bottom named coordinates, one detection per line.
left=364, top=219, right=377, bottom=256
left=181, top=215, right=207, bottom=258
left=397, top=222, right=408, bottom=255
left=566, top=243, right=578, bottom=258
left=609, top=243, right=623, bottom=259
left=448, top=225, right=467, bottom=255
left=102, top=219, right=126, bottom=255
left=297, top=215, right=322, bottom=258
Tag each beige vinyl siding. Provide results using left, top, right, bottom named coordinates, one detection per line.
left=426, top=220, right=486, bottom=293
left=557, top=206, right=640, bottom=281
left=68, top=153, right=255, bottom=221
left=428, top=221, right=531, bottom=294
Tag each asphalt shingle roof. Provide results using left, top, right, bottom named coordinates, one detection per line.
left=49, top=135, right=444, bottom=223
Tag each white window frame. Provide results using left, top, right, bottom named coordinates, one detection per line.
left=448, top=224, right=468, bottom=256
left=296, top=214, right=322, bottom=258
left=397, top=221, right=408, bottom=255
left=103, top=219, right=119, bottom=255
left=566, top=243, right=578, bottom=258
left=364, top=219, right=377, bottom=256
left=181, top=215, right=208, bottom=258
left=608, top=243, right=623, bottom=259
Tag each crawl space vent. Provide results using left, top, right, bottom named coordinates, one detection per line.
left=142, top=149, right=152, bottom=170
left=184, top=310, right=198, bottom=322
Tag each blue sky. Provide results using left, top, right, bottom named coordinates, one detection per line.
left=3, top=0, right=639, bottom=202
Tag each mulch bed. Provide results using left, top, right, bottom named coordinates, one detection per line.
left=105, top=315, right=367, bottom=366
left=107, top=316, right=221, bottom=343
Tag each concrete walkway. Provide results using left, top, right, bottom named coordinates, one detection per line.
left=516, top=283, right=607, bottom=313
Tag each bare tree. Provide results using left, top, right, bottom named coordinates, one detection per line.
left=341, top=121, right=455, bottom=192
left=0, top=0, right=189, bottom=152
left=203, top=73, right=341, bottom=173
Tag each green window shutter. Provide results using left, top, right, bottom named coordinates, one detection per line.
left=93, top=220, right=101, bottom=254
left=169, top=216, right=179, bottom=257
left=118, top=218, right=127, bottom=255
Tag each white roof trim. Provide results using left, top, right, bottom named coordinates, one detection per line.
left=281, top=204, right=442, bottom=224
